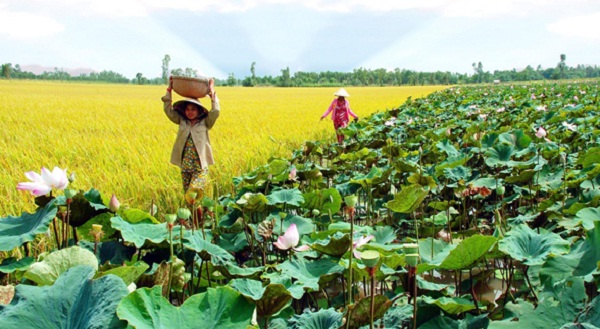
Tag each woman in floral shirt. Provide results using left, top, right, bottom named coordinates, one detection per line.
left=320, top=88, right=358, bottom=144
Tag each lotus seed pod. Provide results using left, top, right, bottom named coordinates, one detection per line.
left=165, top=214, right=177, bottom=225
left=361, top=250, right=380, bottom=268
left=406, top=253, right=420, bottom=267
left=344, top=195, right=358, bottom=208
left=403, top=243, right=419, bottom=254
left=177, top=207, right=191, bottom=220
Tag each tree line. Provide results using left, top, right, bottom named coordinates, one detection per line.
left=2, top=54, right=599, bottom=87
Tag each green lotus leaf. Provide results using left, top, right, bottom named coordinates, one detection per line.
left=237, top=192, right=269, bottom=212
left=386, top=184, right=429, bottom=214
left=55, top=189, right=108, bottom=227
left=276, top=257, right=345, bottom=291
left=117, top=285, right=254, bottom=329
left=571, top=207, right=600, bottom=231
left=441, top=165, right=471, bottom=183
left=119, top=208, right=160, bottom=224
left=301, top=188, right=342, bottom=215
left=371, top=225, right=396, bottom=245
left=110, top=216, right=168, bottom=248
left=262, top=272, right=305, bottom=300
left=470, top=177, right=499, bottom=189
left=573, top=221, right=600, bottom=277
left=439, top=235, right=496, bottom=270
left=273, top=215, right=315, bottom=237
left=0, top=201, right=57, bottom=252
left=420, top=314, right=490, bottom=329
left=505, top=169, right=536, bottom=184
left=217, top=263, right=264, bottom=280
left=268, top=158, right=290, bottom=176
left=407, top=172, right=437, bottom=189
left=339, top=147, right=371, bottom=162
left=350, top=166, right=390, bottom=189
left=183, top=231, right=234, bottom=265
left=309, top=231, right=351, bottom=257
left=78, top=240, right=137, bottom=265
left=0, top=266, right=128, bottom=329
left=77, top=212, right=117, bottom=242
left=347, top=295, right=392, bottom=328
left=267, top=188, right=305, bottom=207
left=230, top=279, right=293, bottom=318
left=0, top=257, right=34, bottom=274
left=498, top=224, right=570, bottom=266
left=480, top=132, right=499, bottom=148
left=24, top=246, right=99, bottom=286
left=498, top=129, right=532, bottom=151
left=435, top=155, right=471, bottom=177
left=485, top=144, right=516, bottom=167
left=577, top=147, right=600, bottom=168
left=287, top=308, right=344, bottom=329
left=578, top=295, right=600, bottom=326
left=95, top=261, right=149, bottom=285
left=422, top=296, right=476, bottom=315
left=436, top=139, right=460, bottom=157
left=488, top=278, right=586, bottom=328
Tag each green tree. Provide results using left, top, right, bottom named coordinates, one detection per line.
left=227, top=73, right=237, bottom=86
left=1, top=63, right=12, bottom=79
left=558, top=54, right=567, bottom=79
left=162, top=54, right=171, bottom=84
left=136, top=73, right=144, bottom=85
left=279, top=67, right=291, bottom=87
left=250, top=62, right=256, bottom=86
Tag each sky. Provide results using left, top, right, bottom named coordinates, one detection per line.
left=1, top=0, right=600, bottom=80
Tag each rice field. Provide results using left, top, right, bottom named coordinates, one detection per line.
left=0, top=80, right=446, bottom=216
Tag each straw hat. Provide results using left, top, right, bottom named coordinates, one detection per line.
left=334, top=88, right=350, bottom=97
left=173, top=98, right=208, bottom=116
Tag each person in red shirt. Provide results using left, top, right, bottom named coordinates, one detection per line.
left=320, top=88, right=359, bottom=144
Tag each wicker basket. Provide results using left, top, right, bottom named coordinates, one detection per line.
left=172, top=76, right=210, bottom=98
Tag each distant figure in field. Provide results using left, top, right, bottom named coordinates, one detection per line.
left=320, top=88, right=358, bottom=144
left=161, top=77, right=219, bottom=202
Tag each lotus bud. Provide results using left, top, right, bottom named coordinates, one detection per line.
left=109, top=194, right=120, bottom=212
left=64, top=188, right=77, bottom=199
left=68, top=172, right=76, bottom=183
left=535, top=127, right=547, bottom=139
left=177, top=207, right=191, bottom=220
left=406, top=253, right=420, bottom=267
left=279, top=212, right=287, bottom=220
left=312, top=209, right=320, bottom=217
left=165, top=214, right=177, bottom=225
left=361, top=250, right=380, bottom=268
left=496, top=185, right=505, bottom=196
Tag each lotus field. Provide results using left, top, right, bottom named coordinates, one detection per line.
left=1, top=79, right=600, bottom=328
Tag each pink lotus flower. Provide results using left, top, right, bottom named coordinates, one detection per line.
left=288, top=167, right=297, bottom=181
left=109, top=194, right=120, bottom=212
left=17, top=167, right=69, bottom=196
left=352, top=235, right=374, bottom=259
left=535, top=127, right=547, bottom=139
left=273, top=224, right=309, bottom=251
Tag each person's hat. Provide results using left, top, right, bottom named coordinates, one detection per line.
left=173, top=98, right=208, bottom=115
left=334, top=88, right=350, bottom=97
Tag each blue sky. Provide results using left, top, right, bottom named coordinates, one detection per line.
left=1, top=0, right=599, bottom=80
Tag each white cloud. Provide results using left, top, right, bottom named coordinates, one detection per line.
left=0, top=6, right=64, bottom=38
left=547, top=11, right=600, bottom=40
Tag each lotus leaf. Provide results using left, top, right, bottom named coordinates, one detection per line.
left=421, top=296, right=476, bottom=315
left=110, top=216, right=168, bottom=248
left=308, top=231, right=351, bottom=257
left=498, top=224, right=570, bottom=266
left=183, top=231, right=234, bottom=265
left=230, top=279, right=293, bottom=318
left=385, top=184, right=429, bottom=214
left=287, top=308, right=344, bottom=329
left=439, top=235, right=496, bottom=270
left=267, top=188, right=305, bottom=207
left=0, top=266, right=128, bottom=329
left=0, top=257, right=34, bottom=274
left=24, top=246, right=99, bottom=286
left=0, top=201, right=57, bottom=252
left=276, top=257, right=345, bottom=291
left=117, top=285, right=254, bottom=329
